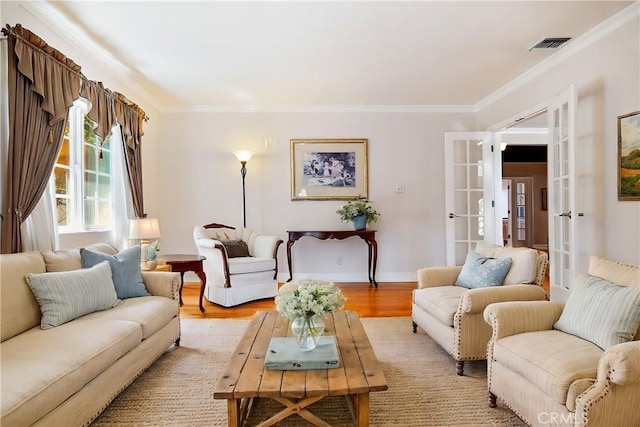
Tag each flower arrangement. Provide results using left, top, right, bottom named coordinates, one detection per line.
left=146, top=241, right=160, bottom=261
left=275, top=280, right=347, bottom=320
left=336, top=196, right=380, bottom=225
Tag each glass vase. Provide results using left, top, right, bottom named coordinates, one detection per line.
left=291, top=316, right=325, bottom=351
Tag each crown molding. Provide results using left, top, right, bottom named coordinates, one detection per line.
left=22, top=1, right=161, bottom=109
left=159, top=104, right=477, bottom=114
left=474, top=2, right=640, bottom=112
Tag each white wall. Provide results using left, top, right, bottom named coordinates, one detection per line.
left=151, top=112, right=475, bottom=282
left=477, top=17, right=640, bottom=268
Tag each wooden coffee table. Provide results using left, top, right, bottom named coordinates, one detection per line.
left=214, top=310, right=388, bottom=426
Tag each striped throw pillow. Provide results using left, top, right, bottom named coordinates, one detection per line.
left=26, top=261, right=121, bottom=329
left=554, top=275, right=640, bottom=349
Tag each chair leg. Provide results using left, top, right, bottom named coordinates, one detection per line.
left=489, top=391, right=497, bottom=408
left=456, top=361, right=464, bottom=376
left=412, top=321, right=417, bottom=333
left=174, top=337, right=181, bottom=347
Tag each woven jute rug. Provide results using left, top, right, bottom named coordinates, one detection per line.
left=91, top=316, right=526, bottom=426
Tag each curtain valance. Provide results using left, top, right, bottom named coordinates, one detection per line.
left=3, top=24, right=148, bottom=144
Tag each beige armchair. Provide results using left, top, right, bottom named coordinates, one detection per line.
left=484, top=256, right=640, bottom=427
left=193, top=222, right=283, bottom=307
left=412, top=242, right=548, bottom=375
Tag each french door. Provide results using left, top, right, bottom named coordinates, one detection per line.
left=444, top=132, right=502, bottom=266
left=547, top=85, right=578, bottom=302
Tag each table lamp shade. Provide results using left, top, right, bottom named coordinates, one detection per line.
left=129, top=218, right=161, bottom=241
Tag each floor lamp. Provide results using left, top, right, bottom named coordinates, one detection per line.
left=233, top=150, right=253, bottom=228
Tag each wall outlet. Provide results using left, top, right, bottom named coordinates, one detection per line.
left=395, top=185, right=406, bottom=194
left=336, top=257, right=343, bottom=265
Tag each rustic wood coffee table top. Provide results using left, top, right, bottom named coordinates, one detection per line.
left=214, top=310, right=388, bottom=427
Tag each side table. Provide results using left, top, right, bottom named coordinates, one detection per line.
left=158, top=254, right=207, bottom=313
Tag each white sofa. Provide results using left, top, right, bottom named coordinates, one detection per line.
left=412, top=242, right=548, bottom=375
left=484, top=256, right=640, bottom=427
left=193, top=222, right=283, bottom=307
left=0, top=243, right=181, bottom=426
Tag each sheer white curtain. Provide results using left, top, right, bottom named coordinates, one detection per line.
left=111, top=124, right=135, bottom=249
left=20, top=179, right=59, bottom=251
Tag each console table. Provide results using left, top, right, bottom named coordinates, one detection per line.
left=286, top=230, right=379, bottom=287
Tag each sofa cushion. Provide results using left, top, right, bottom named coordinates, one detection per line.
left=554, top=275, right=640, bottom=349
left=26, top=261, right=121, bottom=329
left=413, top=286, right=468, bottom=326
left=220, top=239, right=250, bottom=258
left=455, top=250, right=512, bottom=289
left=0, top=319, right=141, bottom=426
left=82, top=295, right=178, bottom=339
left=41, top=243, right=117, bottom=272
left=0, top=252, right=45, bottom=342
left=493, top=330, right=602, bottom=405
left=476, top=242, right=538, bottom=285
left=81, top=246, right=150, bottom=299
left=228, top=256, right=276, bottom=274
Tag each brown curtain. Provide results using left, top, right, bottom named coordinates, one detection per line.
left=80, top=79, right=117, bottom=141
left=1, top=24, right=81, bottom=253
left=116, top=94, right=146, bottom=218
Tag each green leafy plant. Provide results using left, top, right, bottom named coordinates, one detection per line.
left=146, top=241, right=160, bottom=261
left=336, top=196, right=380, bottom=224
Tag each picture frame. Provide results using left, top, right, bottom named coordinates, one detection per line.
left=290, top=138, right=368, bottom=200
left=618, top=111, right=640, bottom=201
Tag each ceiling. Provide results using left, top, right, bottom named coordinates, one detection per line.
left=12, top=1, right=634, bottom=111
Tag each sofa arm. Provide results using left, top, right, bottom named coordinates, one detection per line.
left=483, top=301, right=564, bottom=339
left=417, top=266, right=462, bottom=289
left=195, top=237, right=222, bottom=249
left=142, top=271, right=181, bottom=302
left=598, top=341, right=640, bottom=386
left=253, top=235, right=283, bottom=259
left=460, top=285, right=547, bottom=314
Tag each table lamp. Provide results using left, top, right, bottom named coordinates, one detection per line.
left=129, top=217, right=161, bottom=270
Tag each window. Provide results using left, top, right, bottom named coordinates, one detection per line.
left=53, top=99, right=112, bottom=231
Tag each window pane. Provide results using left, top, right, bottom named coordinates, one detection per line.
left=84, top=200, right=96, bottom=225
left=98, top=149, right=110, bottom=174
left=98, top=175, right=111, bottom=199
left=85, top=171, right=97, bottom=197
left=102, top=136, right=111, bottom=150
left=54, top=167, right=70, bottom=195
left=58, top=139, right=70, bottom=166
left=83, top=116, right=100, bottom=145
left=84, top=145, right=97, bottom=172
left=98, top=201, right=111, bottom=226
left=56, top=198, right=68, bottom=226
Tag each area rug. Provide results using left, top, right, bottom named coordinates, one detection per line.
left=91, top=316, right=526, bottom=426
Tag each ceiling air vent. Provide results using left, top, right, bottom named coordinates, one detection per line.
left=529, top=37, right=571, bottom=51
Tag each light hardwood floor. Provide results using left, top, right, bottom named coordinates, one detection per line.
left=179, top=282, right=416, bottom=319
left=179, top=275, right=551, bottom=319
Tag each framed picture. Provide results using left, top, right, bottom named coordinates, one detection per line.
left=290, top=138, right=368, bottom=200
left=618, top=111, right=640, bottom=201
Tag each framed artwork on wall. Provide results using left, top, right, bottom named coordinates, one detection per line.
left=290, top=138, right=368, bottom=200
left=618, top=111, right=640, bottom=201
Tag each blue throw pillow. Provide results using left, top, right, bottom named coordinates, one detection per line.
left=455, top=250, right=512, bottom=289
left=81, top=246, right=149, bottom=299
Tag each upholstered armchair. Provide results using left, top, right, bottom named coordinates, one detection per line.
left=484, top=256, right=640, bottom=427
left=193, top=222, right=283, bottom=307
left=411, top=242, right=548, bottom=375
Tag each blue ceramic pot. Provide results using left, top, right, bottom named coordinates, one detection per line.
left=352, top=214, right=367, bottom=231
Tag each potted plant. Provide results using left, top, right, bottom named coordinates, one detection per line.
left=145, top=241, right=160, bottom=269
left=336, top=196, right=380, bottom=230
